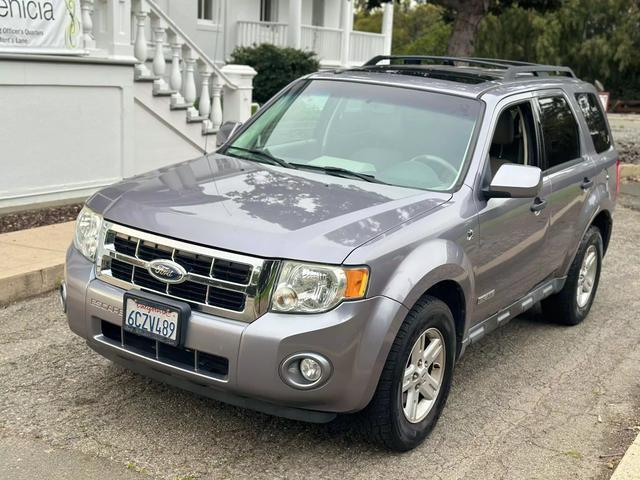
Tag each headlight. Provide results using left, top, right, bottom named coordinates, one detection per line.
left=73, top=206, right=103, bottom=262
left=271, top=262, right=369, bottom=313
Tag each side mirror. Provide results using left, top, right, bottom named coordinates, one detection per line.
left=216, top=121, right=243, bottom=147
left=485, top=164, right=543, bottom=199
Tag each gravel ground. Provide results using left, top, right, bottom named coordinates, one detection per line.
left=609, top=113, right=640, bottom=165
left=1, top=207, right=639, bottom=480
left=0, top=203, right=81, bottom=234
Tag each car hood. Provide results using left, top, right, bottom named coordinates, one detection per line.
left=87, top=155, right=451, bottom=263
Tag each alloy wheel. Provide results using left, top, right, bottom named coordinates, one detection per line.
left=401, top=327, right=446, bottom=423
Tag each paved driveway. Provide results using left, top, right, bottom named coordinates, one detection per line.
left=1, top=207, right=639, bottom=480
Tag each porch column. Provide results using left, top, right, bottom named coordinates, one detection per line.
left=340, top=0, right=353, bottom=66
left=381, top=1, right=393, bottom=56
left=101, top=0, right=133, bottom=57
left=287, top=0, right=302, bottom=49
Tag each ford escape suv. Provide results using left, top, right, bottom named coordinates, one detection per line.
left=63, top=56, right=618, bottom=451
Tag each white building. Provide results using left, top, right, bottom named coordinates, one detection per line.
left=0, top=0, right=394, bottom=211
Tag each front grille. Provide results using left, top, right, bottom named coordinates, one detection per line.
left=96, top=222, right=278, bottom=322
left=101, top=321, right=228, bottom=378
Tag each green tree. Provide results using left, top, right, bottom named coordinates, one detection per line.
left=476, top=0, right=640, bottom=98
left=354, top=2, right=451, bottom=56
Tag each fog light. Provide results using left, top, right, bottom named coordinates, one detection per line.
left=279, top=352, right=333, bottom=390
left=300, top=357, right=322, bottom=382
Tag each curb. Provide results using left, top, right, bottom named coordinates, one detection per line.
left=0, top=264, right=64, bottom=307
left=610, top=431, right=640, bottom=480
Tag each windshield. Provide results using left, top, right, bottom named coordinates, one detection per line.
left=225, top=80, right=481, bottom=191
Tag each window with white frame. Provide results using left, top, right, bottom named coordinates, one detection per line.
left=260, top=0, right=278, bottom=22
left=198, top=0, right=218, bottom=22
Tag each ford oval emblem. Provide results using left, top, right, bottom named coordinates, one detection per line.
left=147, top=259, right=187, bottom=284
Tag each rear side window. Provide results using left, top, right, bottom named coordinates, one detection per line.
left=537, top=96, right=581, bottom=169
left=575, top=93, right=612, bottom=153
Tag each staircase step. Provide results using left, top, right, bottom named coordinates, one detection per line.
left=153, top=90, right=175, bottom=97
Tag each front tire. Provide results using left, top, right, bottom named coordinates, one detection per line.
left=361, top=296, right=456, bottom=451
left=542, top=226, right=603, bottom=325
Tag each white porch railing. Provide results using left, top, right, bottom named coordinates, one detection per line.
left=236, top=21, right=288, bottom=48
left=349, top=31, right=386, bottom=64
left=81, top=0, right=256, bottom=133
left=301, top=25, right=342, bottom=65
left=234, top=20, right=386, bottom=66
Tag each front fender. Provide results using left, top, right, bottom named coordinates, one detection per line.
left=349, top=237, right=475, bottom=342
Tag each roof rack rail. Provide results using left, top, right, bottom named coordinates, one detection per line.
left=363, top=55, right=577, bottom=80
left=501, top=65, right=576, bottom=80
left=363, top=55, right=514, bottom=69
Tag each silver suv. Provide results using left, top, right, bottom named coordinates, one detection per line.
left=63, top=56, right=618, bottom=451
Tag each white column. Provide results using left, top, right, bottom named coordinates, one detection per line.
left=81, top=0, right=96, bottom=49
left=209, top=75, right=223, bottom=133
left=221, top=64, right=258, bottom=123
left=381, top=1, right=394, bottom=56
left=133, top=0, right=151, bottom=79
left=151, top=17, right=170, bottom=94
left=198, top=63, right=213, bottom=119
left=168, top=32, right=185, bottom=107
left=183, top=49, right=199, bottom=118
left=287, top=0, right=302, bottom=49
left=99, top=0, right=133, bottom=57
left=340, top=0, right=353, bottom=67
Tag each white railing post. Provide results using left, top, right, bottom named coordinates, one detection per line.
left=133, top=0, right=152, bottom=79
left=340, top=0, right=353, bottom=67
left=151, top=16, right=170, bottom=94
left=168, top=31, right=185, bottom=107
left=220, top=64, right=257, bottom=123
left=98, top=0, right=133, bottom=57
left=81, top=0, right=96, bottom=49
left=381, top=1, right=394, bottom=56
left=196, top=62, right=212, bottom=121
left=183, top=48, right=198, bottom=116
left=203, top=75, right=223, bottom=135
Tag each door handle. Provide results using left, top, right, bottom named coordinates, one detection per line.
left=581, top=177, right=594, bottom=190
left=530, top=197, right=547, bottom=214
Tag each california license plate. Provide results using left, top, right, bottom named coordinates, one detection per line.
left=123, top=292, right=186, bottom=346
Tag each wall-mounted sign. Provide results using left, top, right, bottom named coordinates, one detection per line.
left=0, top=0, right=82, bottom=54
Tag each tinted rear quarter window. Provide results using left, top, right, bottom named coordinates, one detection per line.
left=537, top=95, right=581, bottom=169
left=575, top=93, right=612, bottom=153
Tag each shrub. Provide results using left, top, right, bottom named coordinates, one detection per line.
left=230, top=44, right=320, bottom=105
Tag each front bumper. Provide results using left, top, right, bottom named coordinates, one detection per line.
left=65, top=246, right=408, bottom=422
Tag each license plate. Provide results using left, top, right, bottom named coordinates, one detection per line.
left=123, top=293, right=184, bottom=346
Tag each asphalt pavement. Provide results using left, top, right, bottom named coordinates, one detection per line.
left=1, top=206, right=639, bottom=480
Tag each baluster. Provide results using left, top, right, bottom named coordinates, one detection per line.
left=189, top=62, right=212, bottom=123
left=168, top=32, right=185, bottom=108
left=183, top=49, right=198, bottom=117
left=151, top=16, right=170, bottom=94
left=81, top=0, right=95, bottom=49
left=209, top=75, right=223, bottom=133
left=133, top=1, right=151, bottom=79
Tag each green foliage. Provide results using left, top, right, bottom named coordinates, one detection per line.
left=354, top=3, right=452, bottom=56
left=476, top=0, right=640, bottom=99
left=230, top=44, right=320, bottom=104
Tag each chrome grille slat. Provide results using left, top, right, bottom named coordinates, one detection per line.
left=96, top=222, right=278, bottom=322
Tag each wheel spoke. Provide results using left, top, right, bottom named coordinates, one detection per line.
left=422, top=338, right=442, bottom=366
left=411, top=333, right=425, bottom=365
left=584, top=251, right=596, bottom=271
left=419, top=373, right=440, bottom=400
left=405, top=388, right=419, bottom=421
left=402, top=364, right=416, bottom=392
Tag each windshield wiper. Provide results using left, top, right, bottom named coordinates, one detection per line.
left=225, top=146, right=295, bottom=169
left=292, top=164, right=387, bottom=184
